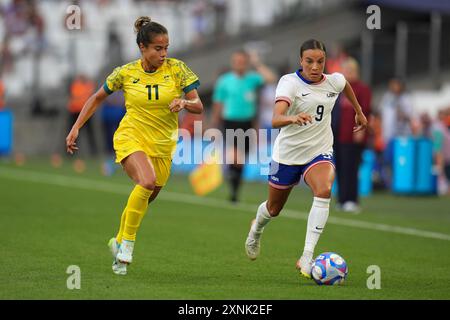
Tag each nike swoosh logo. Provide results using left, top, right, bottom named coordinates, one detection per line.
left=302, top=93, right=310, bottom=96
left=315, top=226, right=324, bottom=230
left=132, top=78, right=140, bottom=83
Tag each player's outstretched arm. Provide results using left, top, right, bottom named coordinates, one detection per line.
left=272, top=100, right=312, bottom=128
left=169, top=89, right=203, bottom=114
left=65, top=87, right=109, bottom=154
left=342, top=81, right=368, bottom=132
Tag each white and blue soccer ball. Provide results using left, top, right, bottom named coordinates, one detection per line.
left=311, top=252, right=348, bottom=285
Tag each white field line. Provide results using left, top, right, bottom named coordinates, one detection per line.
left=1, top=167, right=450, bottom=241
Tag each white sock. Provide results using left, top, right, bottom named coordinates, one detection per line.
left=250, top=201, right=272, bottom=237
left=303, top=197, right=330, bottom=258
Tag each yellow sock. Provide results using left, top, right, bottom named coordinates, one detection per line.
left=115, top=207, right=127, bottom=244
left=122, top=185, right=153, bottom=242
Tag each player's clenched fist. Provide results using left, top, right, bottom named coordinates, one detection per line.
left=169, top=98, right=186, bottom=113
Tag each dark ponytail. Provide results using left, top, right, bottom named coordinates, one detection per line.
left=134, top=16, right=168, bottom=47
left=300, top=39, right=326, bottom=57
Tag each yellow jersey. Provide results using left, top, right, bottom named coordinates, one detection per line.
left=103, top=58, right=200, bottom=158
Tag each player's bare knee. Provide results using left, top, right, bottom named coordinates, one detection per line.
left=314, top=185, right=332, bottom=198
left=139, top=178, right=156, bottom=191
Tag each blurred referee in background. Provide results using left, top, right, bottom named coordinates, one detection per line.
left=212, top=50, right=276, bottom=203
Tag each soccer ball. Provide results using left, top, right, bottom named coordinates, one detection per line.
left=311, top=252, right=348, bottom=285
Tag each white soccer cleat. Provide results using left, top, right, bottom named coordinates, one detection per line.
left=108, top=237, right=127, bottom=275
left=116, top=239, right=134, bottom=264
left=245, top=237, right=261, bottom=260
left=245, top=220, right=261, bottom=260
left=112, top=260, right=127, bottom=275
left=296, top=255, right=313, bottom=279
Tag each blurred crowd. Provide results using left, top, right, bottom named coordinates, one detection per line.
left=98, top=0, right=229, bottom=45
left=0, top=0, right=45, bottom=74
left=0, top=0, right=226, bottom=75
left=329, top=52, right=450, bottom=201
left=377, top=78, right=450, bottom=197
left=329, top=48, right=450, bottom=202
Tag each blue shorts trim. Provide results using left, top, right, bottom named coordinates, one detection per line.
left=268, top=153, right=335, bottom=189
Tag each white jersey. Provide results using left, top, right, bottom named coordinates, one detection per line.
left=272, top=71, right=346, bottom=165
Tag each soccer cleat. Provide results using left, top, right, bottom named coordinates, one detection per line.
left=112, top=260, right=127, bottom=275
left=116, top=239, right=134, bottom=264
left=108, top=237, right=127, bottom=275
left=245, top=219, right=261, bottom=260
left=296, top=255, right=313, bottom=279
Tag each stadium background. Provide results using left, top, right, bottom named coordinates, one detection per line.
left=0, top=0, right=449, bottom=300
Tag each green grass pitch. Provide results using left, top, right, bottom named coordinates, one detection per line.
left=0, top=158, right=449, bottom=300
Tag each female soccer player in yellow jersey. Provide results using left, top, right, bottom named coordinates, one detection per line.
left=65, top=16, right=203, bottom=275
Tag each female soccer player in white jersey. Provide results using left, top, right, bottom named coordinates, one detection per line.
left=244, top=39, right=368, bottom=279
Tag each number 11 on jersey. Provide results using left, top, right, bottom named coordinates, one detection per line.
left=146, top=84, right=159, bottom=100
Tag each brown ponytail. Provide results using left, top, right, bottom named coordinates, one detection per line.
left=134, top=16, right=152, bottom=34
